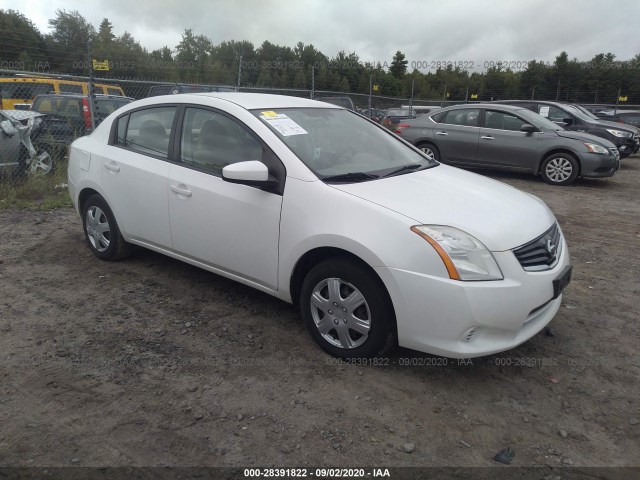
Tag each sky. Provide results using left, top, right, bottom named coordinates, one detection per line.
left=10, top=0, right=640, bottom=71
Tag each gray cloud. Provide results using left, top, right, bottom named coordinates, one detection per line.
left=21, top=0, right=640, bottom=71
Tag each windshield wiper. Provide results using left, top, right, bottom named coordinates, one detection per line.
left=322, top=172, right=380, bottom=183
left=382, top=163, right=429, bottom=178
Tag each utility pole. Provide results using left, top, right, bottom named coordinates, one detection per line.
left=531, top=87, right=535, bottom=100
left=464, top=85, right=469, bottom=104
left=614, top=86, right=621, bottom=114
left=555, top=78, right=561, bottom=101
left=87, top=38, right=95, bottom=131
left=441, top=82, right=447, bottom=107
left=236, top=54, right=242, bottom=92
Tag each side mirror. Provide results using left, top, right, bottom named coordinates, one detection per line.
left=222, top=160, right=278, bottom=190
left=520, top=124, right=538, bottom=133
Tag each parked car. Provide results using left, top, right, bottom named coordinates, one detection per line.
left=315, top=96, right=356, bottom=111
left=494, top=100, right=637, bottom=158
left=563, top=104, right=639, bottom=155
left=147, top=84, right=236, bottom=97
left=396, top=103, right=619, bottom=185
left=69, top=93, right=572, bottom=359
left=595, top=109, right=640, bottom=128
left=381, top=108, right=417, bottom=130
left=30, top=93, right=133, bottom=159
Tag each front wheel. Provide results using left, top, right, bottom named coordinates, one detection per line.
left=540, top=153, right=579, bottom=185
left=299, top=258, right=396, bottom=359
left=82, top=194, right=133, bottom=261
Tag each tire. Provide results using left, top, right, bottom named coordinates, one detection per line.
left=540, top=153, right=579, bottom=185
left=81, top=194, right=133, bottom=261
left=299, top=258, right=396, bottom=359
left=416, top=143, right=440, bottom=162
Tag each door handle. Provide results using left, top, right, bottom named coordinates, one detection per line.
left=481, top=135, right=495, bottom=140
left=104, top=162, right=120, bottom=172
left=435, top=131, right=448, bottom=136
left=169, top=184, right=192, bottom=197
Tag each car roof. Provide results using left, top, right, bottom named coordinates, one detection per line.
left=437, top=103, right=526, bottom=112
left=188, top=92, right=342, bottom=110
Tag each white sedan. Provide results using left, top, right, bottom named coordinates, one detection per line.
left=68, top=93, right=572, bottom=359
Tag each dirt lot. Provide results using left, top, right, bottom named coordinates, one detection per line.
left=0, top=157, right=639, bottom=474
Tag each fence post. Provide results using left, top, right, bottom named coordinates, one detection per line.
left=409, top=79, right=414, bottom=114
left=368, top=74, right=372, bottom=116
left=236, top=55, right=242, bottom=92
left=87, top=38, right=95, bottom=131
left=311, top=66, right=315, bottom=99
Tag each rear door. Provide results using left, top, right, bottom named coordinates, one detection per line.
left=475, top=109, right=540, bottom=171
left=432, top=108, right=481, bottom=165
left=101, top=105, right=177, bottom=248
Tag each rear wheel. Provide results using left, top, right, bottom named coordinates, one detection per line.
left=299, top=258, right=396, bottom=359
left=417, top=143, right=440, bottom=162
left=82, top=194, right=133, bottom=261
left=540, top=153, right=579, bottom=185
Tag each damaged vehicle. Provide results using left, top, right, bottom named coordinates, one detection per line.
left=0, top=110, right=53, bottom=176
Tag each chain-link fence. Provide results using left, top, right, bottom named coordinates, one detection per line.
left=2, top=68, right=639, bottom=191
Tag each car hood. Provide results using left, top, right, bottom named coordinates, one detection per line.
left=596, top=119, right=639, bottom=134
left=330, top=165, right=556, bottom=251
left=554, top=129, right=616, bottom=147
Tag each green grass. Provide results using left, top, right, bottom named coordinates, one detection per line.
left=0, top=161, right=73, bottom=210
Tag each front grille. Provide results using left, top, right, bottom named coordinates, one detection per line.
left=610, top=147, right=620, bottom=160
left=513, top=223, right=562, bottom=271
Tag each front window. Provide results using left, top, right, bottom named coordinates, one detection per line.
left=252, top=108, right=436, bottom=181
left=517, top=108, right=565, bottom=131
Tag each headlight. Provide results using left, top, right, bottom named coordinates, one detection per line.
left=584, top=143, right=610, bottom=154
left=605, top=129, right=632, bottom=138
left=411, top=225, right=503, bottom=281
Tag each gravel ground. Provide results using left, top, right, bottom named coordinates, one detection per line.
left=0, top=157, right=639, bottom=473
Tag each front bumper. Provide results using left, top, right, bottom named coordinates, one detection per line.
left=578, top=151, right=620, bottom=178
left=376, top=233, right=571, bottom=358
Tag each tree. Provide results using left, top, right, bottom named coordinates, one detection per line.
left=97, top=18, right=115, bottom=47
left=47, top=9, right=96, bottom=70
left=0, top=9, right=48, bottom=68
left=390, top=51, right=408, bottom=79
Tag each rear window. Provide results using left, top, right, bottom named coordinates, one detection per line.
left=106, top=87, right=123, bottom=96
left=1, top=82, right=55, bottom=100
left=31, top=96, right=67, bottom=114
left=59, top=83, right=83, bottom=94
left=95, top=98, right=131, bottom=115
left=387, top=109, right=413, bottom=117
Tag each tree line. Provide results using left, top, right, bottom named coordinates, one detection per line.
left=1, top=8, right=639, bottom=104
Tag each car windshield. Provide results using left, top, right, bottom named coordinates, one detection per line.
left=516, top=108, right=565, bottom=131
left=568, top=104, right=598, bottom=120
left=252, top=108, right=436, bottom=181
left=559, top=105, right=593, bottom=123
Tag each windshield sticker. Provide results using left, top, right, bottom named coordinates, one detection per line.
left=539, top=106, right=550, bottom=118
left=260, top=110, right=279, bottom=117
left=260, top=113, right=308, bottom=136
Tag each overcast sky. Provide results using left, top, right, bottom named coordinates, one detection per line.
left=13, top=0, right=640, bottom=70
